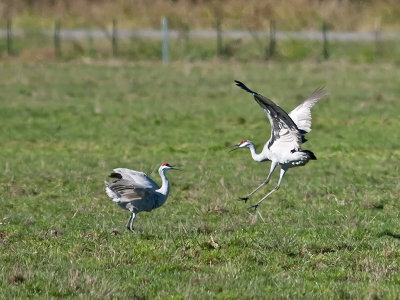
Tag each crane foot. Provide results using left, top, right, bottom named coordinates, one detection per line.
left=248, top=203, right=259, bottom=210
left=126, top=226, right=136, bottom=233
left=238, top=196, right=249, bottom=203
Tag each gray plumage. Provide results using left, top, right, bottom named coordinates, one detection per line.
left=105, top=163, right=178, bottom=232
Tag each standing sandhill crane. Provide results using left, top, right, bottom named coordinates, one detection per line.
left=230, top=80, right=327, bottom=209
left=104, top=163, right=179, bottom=232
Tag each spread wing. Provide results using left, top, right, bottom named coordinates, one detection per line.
left=111, top=168, right=159, bottom=190
left=105, top=179, right=154, bottom=203
left=235, top=80, right=302, bottom=151
left=289, top=87, right=327, bottom=133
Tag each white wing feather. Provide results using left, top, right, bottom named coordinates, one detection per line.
left=289, top=87, right=327, bottom=133
left=104, top=181, right=120, bottom=202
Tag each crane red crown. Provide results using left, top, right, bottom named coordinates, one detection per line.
left=161, top=163, right=170, bottom=166
left=240, top=140, right=248, bottom=145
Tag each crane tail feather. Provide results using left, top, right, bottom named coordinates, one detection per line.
left=302, top=150, right=317, bottom=160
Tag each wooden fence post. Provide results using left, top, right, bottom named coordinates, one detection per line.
left=267, top=20, right=276, bottom=59
left=322, top=20, right=329, bottom=59
left=7, top=19, right=13, bottom=55
left=112, top=19, right=118, bottom=56
left=162, top=17, right=169, bottom=64
left=216, top=18, right=222, bottom=56
left=54, top=20, right=61, bottom=58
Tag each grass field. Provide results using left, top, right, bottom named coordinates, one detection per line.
left=0, top=60, right=400, bottom=298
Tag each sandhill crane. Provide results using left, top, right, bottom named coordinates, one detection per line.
left=230, top=80, right=327, bottom=209
left=104, top=163, right=179, bottom=232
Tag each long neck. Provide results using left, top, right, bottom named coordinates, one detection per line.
left=155, top=168, right=170, bottom=206
left=248, top=142, right=267, bottom=162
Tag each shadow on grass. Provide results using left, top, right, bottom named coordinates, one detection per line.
left=379, top=230, right=400, bottom=240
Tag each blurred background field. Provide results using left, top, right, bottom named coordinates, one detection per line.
left=1, top=0, right=400, bottom=299
left=2, top=0, right=400, bottom=30
left=1, top=0, right=400, bottom=63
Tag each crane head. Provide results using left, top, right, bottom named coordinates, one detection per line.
left=160, top=163, right=181, bottom=171
left=229, top=140, right=252, bottom=152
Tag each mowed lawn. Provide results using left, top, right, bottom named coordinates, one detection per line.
left=0, top=60, right=399, bottom=298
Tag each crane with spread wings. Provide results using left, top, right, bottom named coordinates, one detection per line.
left=105, top=163, right=179, bottom=231
left=230, top=81, right=327, bottom=209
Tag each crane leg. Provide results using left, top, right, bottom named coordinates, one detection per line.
left=239, top=161, right=278, bottom=202
left=126, top=212, right=136, bottom=232
left=249, top=167, right=287, bottom=210
left=125, top=213, right=133, bottom=229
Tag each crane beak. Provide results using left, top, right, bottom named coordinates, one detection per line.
left=170, top=165, right=182, bottom=171
left=227, top=144, right=240, bottom=152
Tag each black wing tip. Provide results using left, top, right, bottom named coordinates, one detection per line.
left=109, top=172, right=122, bottom=179
left=234, top=80, right=258, bottom=95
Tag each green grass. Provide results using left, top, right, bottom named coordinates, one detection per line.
left=0, top=60, right=400, bottom=298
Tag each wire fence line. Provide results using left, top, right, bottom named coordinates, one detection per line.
left=0, top=28, right=399, bottom=41
left=1, top=17, right=397, bottom=62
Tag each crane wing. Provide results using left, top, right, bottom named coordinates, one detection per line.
left=111, top=168, right=159, bottom=190
left=288, top=87, right=327, bottom=133
left=235, top=80, right=302, bottom=150
left=106, top=179, right=153, bottom=203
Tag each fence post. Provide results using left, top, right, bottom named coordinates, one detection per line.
left=7, top=19, right=13, bottom=56
left=216, top=18, right=222, bottom=56
left=374, top=18, right=381, bottom=59
left=87, top=31, right=95, bottom=57
left=267, top=20, right=276, bottom=59
left=112, top=19, right=118, bottom=56
left=322, top=20, right=329, bottom=59
left=162, top=17, right=169, bottom=64
left=54, top=20, right=61, bottom=58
